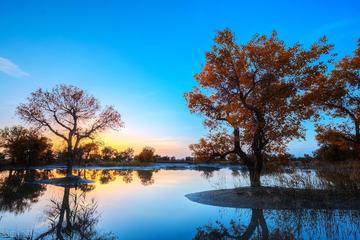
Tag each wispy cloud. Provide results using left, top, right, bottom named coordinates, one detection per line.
left=310, top=18, right=360, bottom=38
left=0, top=56, right=29, bottom=78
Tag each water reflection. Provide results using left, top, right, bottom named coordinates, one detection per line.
left=194, top=209, right=270, bottom=240
left=35, top=187, right=116, bottom=240
left=76, top=169, right=157, bottom=186
left=194, top=208, right=360, bottom=240
left=136, top=170, right=156, bottom=185
left=0, top=169, right=161, bottom=216
left=0, top=170, right=51, bottom=214
left=0, top=168, right=359, bottom=239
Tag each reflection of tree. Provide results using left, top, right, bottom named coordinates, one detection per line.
left=35, top=187, right=117, bottom=240
left=80, top=169, right=135, bottom=186
left=78, top=183, right=96, bottom=193
left=194, top=208, right=360, bottom=240
left=0, top=170, right=49, bottom=214
left=195, top=209, right=274, bottom=240
left=136, top=170, right=156, bottom=185
left=99, top=170, right=116, bottom=184
left=199, top=169, right=216, bottom=180
left=270, top=209, right=360, bottom=240
left=77, top=169, right=155, bottom=186
left=39, top=169, right=157, bottom=188
left=119, top=170, right=133, bottom=184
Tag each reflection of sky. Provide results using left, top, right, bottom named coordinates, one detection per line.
left=1, top=169, right=359, bottom=239
left=0, top=1, right=360, bottom=157
left=1, top=169, right=244, bottom=238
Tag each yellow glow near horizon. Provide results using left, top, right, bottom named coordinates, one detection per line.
left=48, top=129, right=191, bottom=158
left=99, top=130, right=191, bottom=157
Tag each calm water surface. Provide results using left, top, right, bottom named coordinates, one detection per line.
left=0, top=167, right=359, bottom=239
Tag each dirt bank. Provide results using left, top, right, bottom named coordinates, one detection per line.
left=186, top=187, right=360, bottom=210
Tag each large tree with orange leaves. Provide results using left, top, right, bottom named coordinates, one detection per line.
left=306, top=39, right=360, bottom=158
left=185, top=29, right=332, bottom=186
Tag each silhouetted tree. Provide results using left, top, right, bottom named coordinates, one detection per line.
left=78, top=141, right=102, bottom=164
left=135, top=147, right=155, bottom=162
left=115, top=148, right=134, bottom=162
left=17, top=84, right=123, bottom=176
left=0, top=126, right=53, bottom=165
left=101, top=146, right=118, bottom=161
left=185, top=29, right=332, bottom=186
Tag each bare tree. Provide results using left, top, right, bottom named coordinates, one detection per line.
left=17, top=84, right=123, bottom=176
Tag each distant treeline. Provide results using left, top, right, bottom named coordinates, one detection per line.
left=0, top=124, right=350, bottom=166
left=0, top=126, right=193, bottom=166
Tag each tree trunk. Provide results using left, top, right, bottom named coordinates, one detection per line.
left=232, top=125, right=264, bottom=187
left=233, top=128, right=241, bottom=153
left=355, top=122, right=360, bottom=160
left=66, top=160, right=73, bottom=176
left=248, top=154, right=263, bottom=187
left=66, top=147, right=74, bottom=177
left=249, top=166, right=261, bottom=187
left=27, top=152, right=32, bottom=167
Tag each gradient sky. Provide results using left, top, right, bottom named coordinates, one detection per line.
left=0, top=0, right=360, bottom=157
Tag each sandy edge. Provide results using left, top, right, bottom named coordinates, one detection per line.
left=185, top=187, right=360, bottom=210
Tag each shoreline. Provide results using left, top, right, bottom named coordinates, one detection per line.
left=186, top=187, right=360, bottom=210
left=0, top=162, right=353, bottom=172
left=0, top=162, right=247, bottom=171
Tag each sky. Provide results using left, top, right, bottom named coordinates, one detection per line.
left=0, top=0, right=360, bottom=157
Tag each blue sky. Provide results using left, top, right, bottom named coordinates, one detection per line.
left=0, top=0, right=359, bottom=157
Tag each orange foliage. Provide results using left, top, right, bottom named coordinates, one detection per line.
left=185, top=29, right=332, bottom=186
left=305, top=39, right=360, bottom=152
left=189, top=130, right=235, bottom=162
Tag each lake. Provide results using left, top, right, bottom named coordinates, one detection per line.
left=0, top=165, right=359, bottom=239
